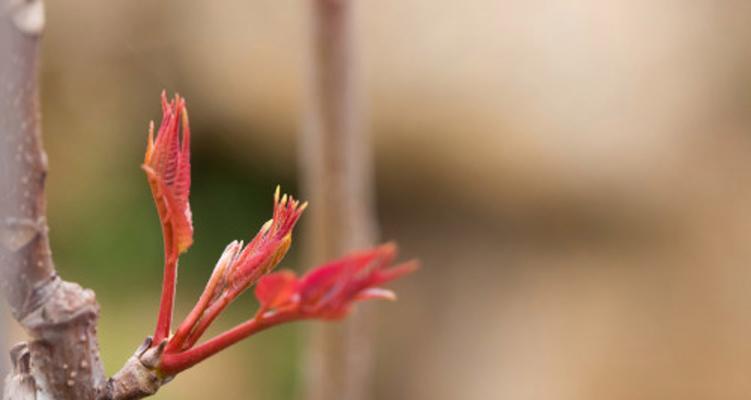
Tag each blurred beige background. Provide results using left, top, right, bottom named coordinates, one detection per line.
left=4, top=0, right=751, bottom=399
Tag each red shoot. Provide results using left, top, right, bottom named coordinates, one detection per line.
left=140, top=91, right=416, bottom=378
left=143, top=91, right=193, bottom=345
left=158, top=244, right=417, bottom=376
left=166, top=188, right=306, bottom=352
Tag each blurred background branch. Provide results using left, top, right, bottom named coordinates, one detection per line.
left=300, top=1, right=378, bottom=400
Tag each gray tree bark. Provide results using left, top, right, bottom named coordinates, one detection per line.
left=0, top=2, right=164, bottom=399
left=0, top=0, right=108, bottom=399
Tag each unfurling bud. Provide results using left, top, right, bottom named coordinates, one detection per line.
left=143, top=91, right=193, bottom=256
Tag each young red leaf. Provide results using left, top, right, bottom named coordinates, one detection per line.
left=297, top=243, right=418, bottom=319
left=144, top=91, right=194, bottom=345
left=143, top=91, right=193, bottom=257
left=255, top=271, right=298, bottom=310
left=354, top=288, right=397, bottom=302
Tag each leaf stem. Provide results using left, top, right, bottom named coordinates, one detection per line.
left=159, top=309, right=300, bottom=375
left=153, top=253, right=178, bottom=345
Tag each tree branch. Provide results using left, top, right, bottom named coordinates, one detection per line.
left=0, top=1, right=108, bottom=398
left=1, top=0, right=53, bottom=319
left=300, top=1, right=378, bottom=400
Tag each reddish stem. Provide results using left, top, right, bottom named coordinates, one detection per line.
left=159, top=309, right=300, bottom=375
left=167, top=268, right=224, bottom=352
left=180, top=287, right=236, bottom=350
left=153, top=253, right=178, bottom=345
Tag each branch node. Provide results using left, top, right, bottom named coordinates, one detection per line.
left=3, top=342, right=37, bottom=400
left=19, top=279, right=98, bottom=335
left=8, top=342, right=31, bottom=374
left=133, top=336, right=153, bottom=358
left=101, top=340, right=168, bottom=400
left=138, top=339, right=165, bottom=369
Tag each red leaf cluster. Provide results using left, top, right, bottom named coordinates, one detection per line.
left=256, top=244, right=418, bottom=319
left=142, top=92, right=417, bottom=377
